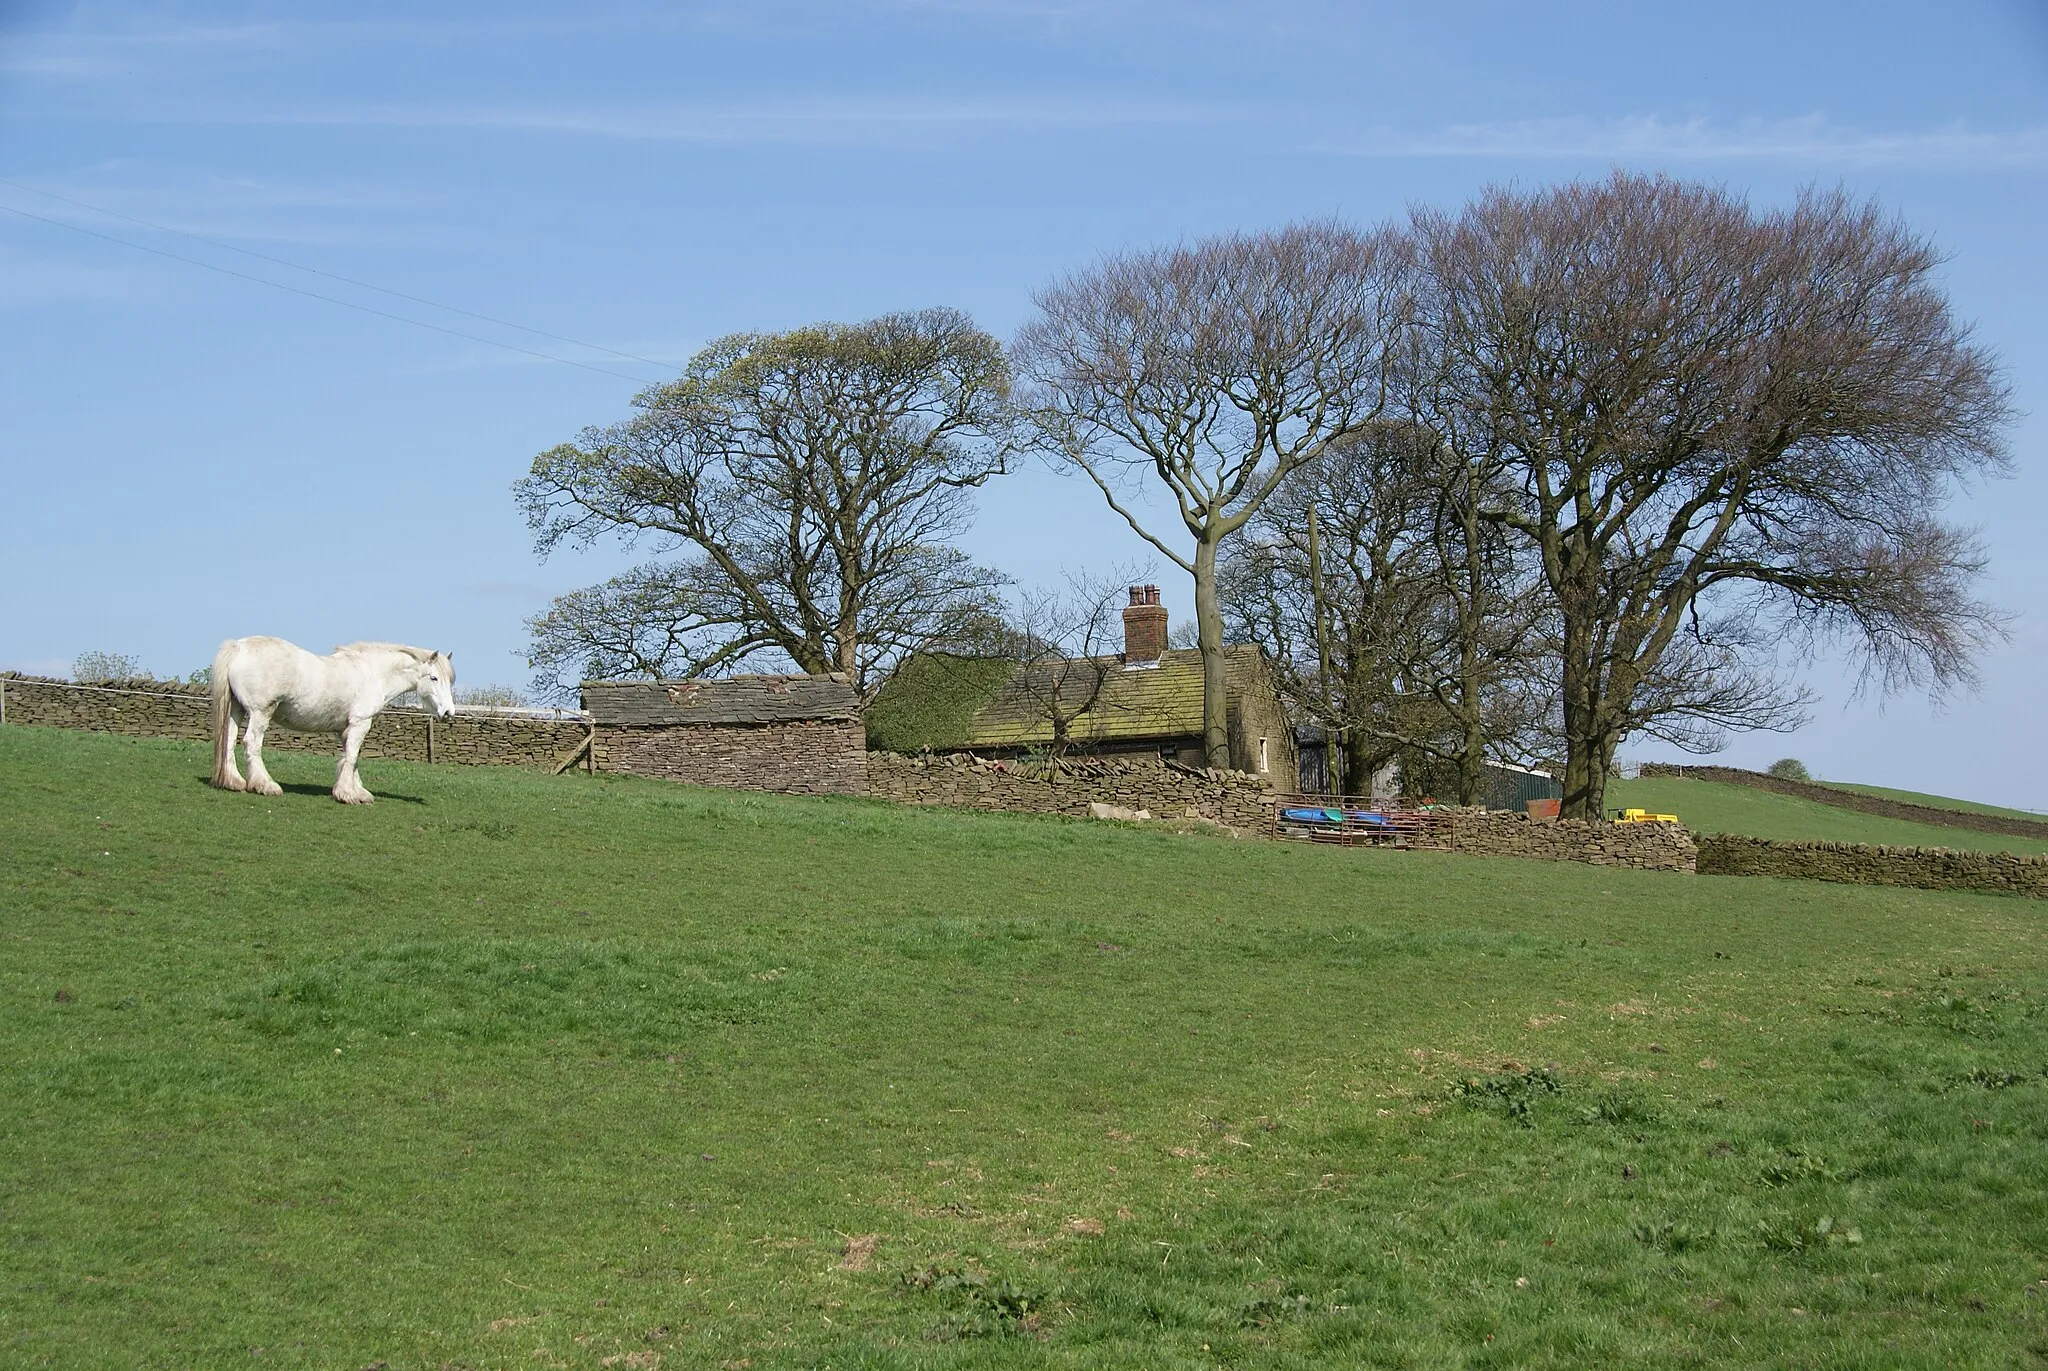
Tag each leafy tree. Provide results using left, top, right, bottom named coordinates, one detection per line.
left=517, top=309, right=1015, bottom=699
left=1016, top=222, right=1410, bottom=767
left=1414, top=174, right=2011, bottom=818
left=1767, top=758, right=1812, bottom=782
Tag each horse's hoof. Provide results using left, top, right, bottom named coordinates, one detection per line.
left=250, top=780, right=283, bottom=798
left=211, top=774, right=247, bottom=792
left=334, top=789, right=374, bottom=805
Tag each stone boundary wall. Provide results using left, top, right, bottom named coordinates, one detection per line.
left=1697, top=833, right=2048, bottom=898
left=1, top=673, right=592, bottom=770
left=866, top=751, right=1276, bottom=830
left=1640, top=762, right=2048, bottom=842
left=1421, top=808, right=1698, bottom=872
left=597, top=720, right=867, bottom=796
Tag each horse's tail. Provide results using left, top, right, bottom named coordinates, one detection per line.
left=209, top=639, right=245, bottom=790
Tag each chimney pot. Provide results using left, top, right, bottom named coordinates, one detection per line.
left=1122, top=585, right=1168, bottom=663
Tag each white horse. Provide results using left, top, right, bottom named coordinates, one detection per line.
left=210, top=637, right=456, bottom=804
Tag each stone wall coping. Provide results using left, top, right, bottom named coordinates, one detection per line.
left=0, top=672, right=590, bottom=720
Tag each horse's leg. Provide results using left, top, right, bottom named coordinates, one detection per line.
left=214, top=699, right=248, bottom=791
left=333, top=717, right=375, bottom=804
left=242, top=708, right=285, bottom=797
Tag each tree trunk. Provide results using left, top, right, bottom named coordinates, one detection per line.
left=1193, top=534, right=1230, bottom=770
left=1341, top=731, right=1378, bottom=797
left=1558, top=617, right=1605, bottom=821
left=1455, top=709, right=1487, bottom=806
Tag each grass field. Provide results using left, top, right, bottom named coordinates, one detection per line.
left=4, top=725, right=2048, bottom=1369
left=1606, top=775, right=2048, bottom=855
left=1821, top=781, right=2048, bottom=823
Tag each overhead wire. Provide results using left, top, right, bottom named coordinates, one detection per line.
left=0, top=184, right=675, bottom=386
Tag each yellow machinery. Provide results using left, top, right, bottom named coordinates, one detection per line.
left=1614, top=807, right=1680, bottom=825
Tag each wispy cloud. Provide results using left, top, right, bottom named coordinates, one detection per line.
left=146, top=91, right=1238, bottom=143
left=2, top=168, right=457, bottom=250
left=1318, top=114, right=2048, bottom=170
left=404, top=336, right=698, bottom=381
left=0, top=21, right=285, bottom=76
left=0, top=243, right=136, bottom=308
left=91, top=93, right=2048, bottom=169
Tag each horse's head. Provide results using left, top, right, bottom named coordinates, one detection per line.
left=415, top=650, right=457, bottom=720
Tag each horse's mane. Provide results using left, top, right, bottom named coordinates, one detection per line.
left=333, top=641, right=438, bottom=662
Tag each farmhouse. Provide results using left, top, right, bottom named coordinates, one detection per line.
left=581, top=672, right=866, bottom=796
left=868, top=585, right=1298, bottom=786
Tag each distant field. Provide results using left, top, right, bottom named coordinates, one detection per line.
left=1822, top=780, right=2048, bottom=823
left=1607, top=775, right=2048, bottom=855
left=5, top=725, right=2048, bottom=1369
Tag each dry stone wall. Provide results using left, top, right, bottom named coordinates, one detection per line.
left=866, top=751, right=1276, bottom=830
left=1, top=673, right=591, bottom=769
left=595, top=720, right=867, bottom=796
left=1698, top=833, right=2048, bottom=898
left=1418, top=808, right=1698, bottom=872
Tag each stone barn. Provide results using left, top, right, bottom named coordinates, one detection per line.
left=582, top=673, right=866, bottom=796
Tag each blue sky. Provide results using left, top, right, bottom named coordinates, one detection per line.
left=3, top=0, right=2045, bottom=802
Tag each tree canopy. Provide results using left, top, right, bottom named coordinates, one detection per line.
left=516, top=308, right=1016, bottom=698
left=1413, top=174, right=2011, bottom=815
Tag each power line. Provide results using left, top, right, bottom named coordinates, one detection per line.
left=0, top=177, right=684, bottom=374
left=0, top=197, right=668, bottom=387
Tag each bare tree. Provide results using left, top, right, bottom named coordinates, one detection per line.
left=1224, top=419, right=1552, bottom=802
left=1415, top=174, right=2012, bottom=818
left=1002, top=565, right=1151, bottom=756
left=517, top=308, right=1016, bottom=698
left=1015, top=222, right=1411, bottom=768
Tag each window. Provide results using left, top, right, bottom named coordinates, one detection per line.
left=1258, top=737, right=1269, bottom=772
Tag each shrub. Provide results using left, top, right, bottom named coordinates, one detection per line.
left=72, top=651, right=144, bottom=683
left=1767, top=758, right=1811, bottom=781
left=455, top=684, right=528, bottom=708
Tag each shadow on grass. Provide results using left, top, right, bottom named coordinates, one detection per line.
left=192, top=776, right=428, bottom=805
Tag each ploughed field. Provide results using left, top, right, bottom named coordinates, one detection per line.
left=4, top=726, right=2046, bottom=1370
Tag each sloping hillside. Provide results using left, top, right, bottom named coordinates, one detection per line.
left=1824, top=780, right=2048, bottom=822
left=5, top=724, right=2046, bottom=1368
left=1608, top=774, right=2048, bottom=854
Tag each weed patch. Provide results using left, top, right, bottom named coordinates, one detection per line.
left=1755, top=1214, right=1863, bottom=1253
left=1578, top=1085, right=1657, bottom=1128
left=1633, top=1219, right=1716, bottom=1252
left=1447, top=1065, right=1565, bottom=1126
left=899, top=1263, right=1052, bottom=1341
left=1756, top=1148, right=1849, bottom=1187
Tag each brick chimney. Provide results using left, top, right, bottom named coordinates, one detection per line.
left=1122, top=584, right=1167, bottom=664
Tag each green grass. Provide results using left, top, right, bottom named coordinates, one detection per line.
left=1607, top=775, right=2048, bottom=855
left=5, top=724, right=2048, bottom=1369
left=1821, top=781, right=2048, bottom=823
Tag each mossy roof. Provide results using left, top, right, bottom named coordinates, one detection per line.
left=867, top=646, right=1270, bottom=752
